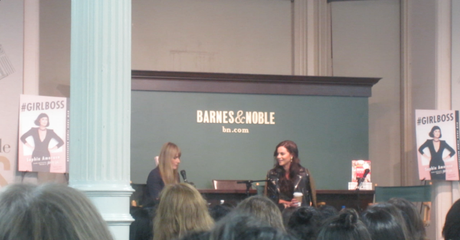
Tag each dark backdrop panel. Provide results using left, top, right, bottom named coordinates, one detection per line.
left=131, top=91, right=369, bottom=190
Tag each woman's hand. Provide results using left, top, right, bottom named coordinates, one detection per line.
left=279, top=198, right=300, bottom=208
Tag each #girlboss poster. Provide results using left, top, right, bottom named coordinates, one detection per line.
left=415, top=109, right=460, bottom=181
left=18, top=94, right=69, bottom=173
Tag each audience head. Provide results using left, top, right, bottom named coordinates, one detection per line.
left=360, top=203, right=409, bottom=240
left=281, top=206, right=297, bottom=228
left=319, top=205, right=339, bottom=221
left=153, top=183, right=214, bottom=240
left=443, top=198, right=460, bottom=240
left=388, top=197, right=426, bottom=240
left=234, top=195, right=285, bottom=231
left=209, top=212, right=296, bottom=240
left=209, top=204, right=234, bottom=221
left=287, top=206, right=323, bottom=240
left=317, top=208, right=371, bottom=240
left=158, top=142, right=181, bottom=185
left=0, top=183, right=113, bottom=240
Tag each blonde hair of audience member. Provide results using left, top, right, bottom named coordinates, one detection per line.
left=0, top=183, right=113, bottom=240
left=153, top=183, right=214, bottom=240
left=158, top=142, right=181, bottom=185
left=234, top=195, right=285, bottom=231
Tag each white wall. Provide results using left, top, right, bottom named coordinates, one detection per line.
left=453, top=0, right=460, bottom=111
left=330, top=0, right=402, bottom=186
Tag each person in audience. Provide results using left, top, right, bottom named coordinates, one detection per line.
left=153, top=183, right=214, bottom=240
left=208, top=212, right=297, bottom=240
left=388, top=197, right=426, bottom=240
left=442, top=198, right=460, bottom=240
left=234, top=195, right=285, bottom=231
left=281, top=207, right=297, bottom=228
left=145, top=142, right=181, bottom=202
left=0, top=183, right=113, bottom=240
left=360, top=203, right=409, bottom=240
left=265, top=140, right=317, bottom=209
left=130, top=206, right=153, bottom=240
left=286, top=206, right=323, bottom=240
left=209, top=203, right=234, bottom=221
left=318, top=204, right=339, bottom=221
left=317, top=208, right=371, bottom=240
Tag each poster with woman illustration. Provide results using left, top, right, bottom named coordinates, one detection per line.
left=18, top=94, right=69, bottom=173
left=415, top=109, right=460, bottom=181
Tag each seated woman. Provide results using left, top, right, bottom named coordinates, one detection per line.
left=265, top=140, right=316, bottom=209
left=360, top=203, right=410, bottom=240
left=145, top=142, right=181, bottom=203
left=0, top=183, right=113, bottom=240
left=387, top=198, right=426, bottom=240
left=442, top=198, right=460, bottom=240
left=286, top=206, right=323, bottom=240
left=153, top=183, right=214, bottom=240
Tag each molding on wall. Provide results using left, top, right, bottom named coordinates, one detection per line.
left=132, top=70, right=380, bottom=97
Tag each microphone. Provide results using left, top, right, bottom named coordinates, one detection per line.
left=180, top=170, right=189, bottom=183
left=180, top=170, right=195, bottom=187
left=357, top=169, right=370, bottom=188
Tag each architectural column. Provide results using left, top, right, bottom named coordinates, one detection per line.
left=69, top=1, right=133, bottom=240
left=292, top=0, right=331, bottom=76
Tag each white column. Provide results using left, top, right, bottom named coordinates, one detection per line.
left=69, top=1, right=133, bottom=240
left=292, top=0, right=331, bottom=76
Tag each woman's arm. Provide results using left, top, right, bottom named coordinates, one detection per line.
left=49, top=130, right=64, bottom=149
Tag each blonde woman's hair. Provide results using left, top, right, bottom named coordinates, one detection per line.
left=0, top=183, right=113, bottom=240
left=158, top=142, right=181, bottom=185
left=153, top=183, right=214, bottom=240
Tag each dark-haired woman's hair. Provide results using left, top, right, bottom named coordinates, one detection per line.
left=443, top=198, right=460, bottom=240
left=319, top=205, right=339, bottom=221
left=429, top=126, right=442, bottom=138
left=273, top=140, right=302, bottom=198
left=360, top=204, right=409, bottom=240
left=34, top=113, right=50, bottom=126
left=209, top=204, right=234, bottom=222
left=388, top=198, right=426, bottom=240
left=209, top=212, right=296, bottom=240
left=317, top=208, right=371, bottom=240
left=287, top=206, right=323, bottom=240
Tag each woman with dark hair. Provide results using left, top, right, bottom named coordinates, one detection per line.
left=387, top=198, right=426, bottom=240
left=20, top=113, right=64, bottom=172
left=145, top=142, right=181, bottom=202
left=418, top=125, right=455, bottom=180
left=360, top=203, right=410, bottom=240
left=265, top=140, right=316, bottom=209
left=317, top=208, right=371, bottom=240
left=286, top=206, right=323, bottom=240
left=442, top=198, right=460, bottom=240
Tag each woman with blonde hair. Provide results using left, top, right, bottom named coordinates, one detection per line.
left=0, top=183, right=113, bottom=240
left=145, top=142, right=181, bottom=201
left=153, top=183, right=214, bottom=240
left=234, top=195, right=285, bottom=231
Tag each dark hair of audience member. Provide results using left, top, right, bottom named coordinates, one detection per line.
left=209, top=204, right=234, bottom=222
left=177, top=231, right=210, bottom=240
left=317, top=208, right=371, bottom=240
left=360, top=203, right=409, bottom=240
left=287, top=206, right=323, bottom=240
left=442, top=198, right=460, bottom=240
left=387, top=197, right=426, bottom=240
left=0, top=183, right=113, bottom=240
left=319, top=205, right=339, bottom=221
left=153, top=183, right=214, bottom=240
left=130, top=206, right=153, bottom=240
left=209, top=212, right=297, bottom=240
left=234, top=195, right=285, bottom=231
left=281, top=206, right=297, bottom=228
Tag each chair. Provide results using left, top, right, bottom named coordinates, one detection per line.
left=212, top=179, right=251, bottom=190
left=374, top=184, right=432, bottom=226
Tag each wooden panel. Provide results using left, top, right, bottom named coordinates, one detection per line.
left=132, top=70, right=380, bottom=97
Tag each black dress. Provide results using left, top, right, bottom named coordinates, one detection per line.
left=418, top=139, right=455, bottom=180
